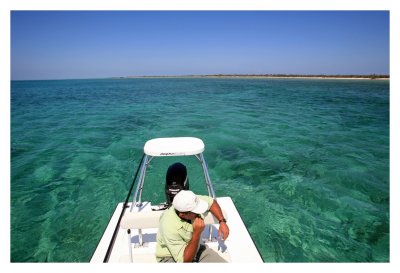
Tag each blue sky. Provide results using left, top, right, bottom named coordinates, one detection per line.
left=11, top=11, right=389, bottom=80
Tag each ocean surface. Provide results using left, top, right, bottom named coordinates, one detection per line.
left=10, top=78, right=389, bottom=262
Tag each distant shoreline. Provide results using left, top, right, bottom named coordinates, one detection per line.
left=11, top=74, right=390, bottom=82
left=116, top=74, right=389, bottom=80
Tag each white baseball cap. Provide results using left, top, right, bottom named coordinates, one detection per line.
left=172, top=190, right=208, bottom=214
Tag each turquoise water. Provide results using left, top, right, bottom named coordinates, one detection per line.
left=11, top=78, right=389, bottom=262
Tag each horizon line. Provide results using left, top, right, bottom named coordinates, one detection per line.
left=11, top=73, right=390, bottom=81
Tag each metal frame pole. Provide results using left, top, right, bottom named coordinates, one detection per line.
left=130, top=155, right=151, bottom=211
left=198, top=153, right=216, bottom=198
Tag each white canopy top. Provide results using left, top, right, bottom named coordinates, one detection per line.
left=144, top=137, right=205, bottom=157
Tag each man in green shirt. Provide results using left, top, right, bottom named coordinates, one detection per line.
left=156, top=190, right=229, bottom=262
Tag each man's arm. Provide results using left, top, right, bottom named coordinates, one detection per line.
left=209, top=200, right=230, bottom=240
left=183, top=217, right=205, bottom=262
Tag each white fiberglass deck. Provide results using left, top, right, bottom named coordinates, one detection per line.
left=91, top=197, right=263, bottom=263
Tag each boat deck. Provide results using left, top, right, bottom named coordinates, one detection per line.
left=91, top=197, right=263, bottom=263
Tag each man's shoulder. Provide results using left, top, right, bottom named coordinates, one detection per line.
left=159, top=207, right=187, bottom=237
left=160, top=206, right=175, bottom=219
left=197, top=195, right=214, bottom=207
left=160, top=207, right=180, bottom=227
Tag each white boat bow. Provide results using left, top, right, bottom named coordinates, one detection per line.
left=90, top=137, right=263, bottom=263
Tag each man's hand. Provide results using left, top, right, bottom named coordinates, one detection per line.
left=209, top=200, right=230, bottom=240
left=183, top=216, right=205, bottom=262
left=192, top=216, right=205, bottom=233
left=218, top=222, right=230, bottom=240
